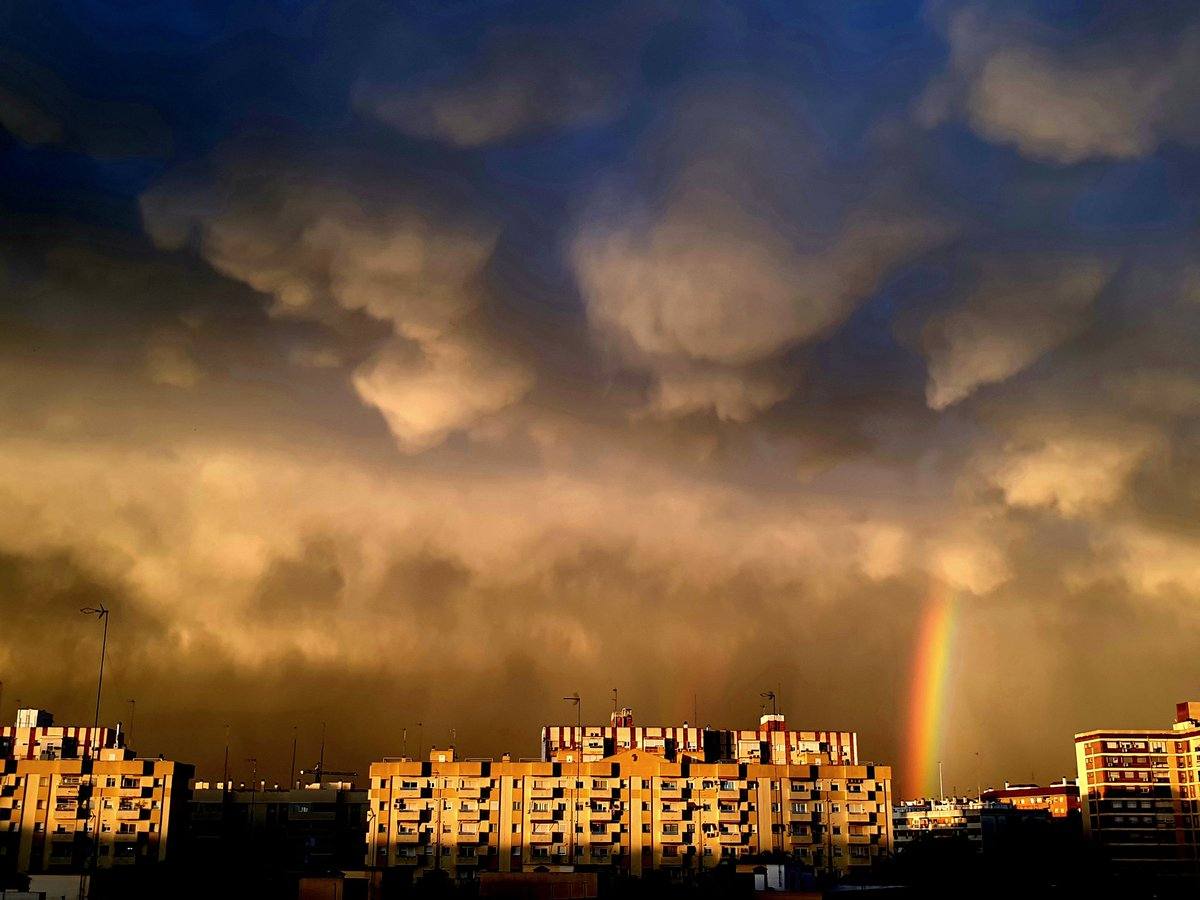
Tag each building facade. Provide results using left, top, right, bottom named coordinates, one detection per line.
left=892, top=798, right=989, bottom=852
left=1075, top=700, right=1200, bottom=878
left=0, top=711, right=192, bottom=878
left=188, top=783, right=367, bottom=873
left=541, top=709, right=857, bottom=767
left=981, top=779, right=1080, bottom=819
left=369, top=713, right=892, bottom=883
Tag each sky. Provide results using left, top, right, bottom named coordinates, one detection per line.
left=1, top=0, right=1199, bottom=798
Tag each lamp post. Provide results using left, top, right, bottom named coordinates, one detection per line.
left=247, top=757, right=258, bottom=855
left=78, top=603, right=109, bottom=900
left=563, top=693, right=581, bottom=868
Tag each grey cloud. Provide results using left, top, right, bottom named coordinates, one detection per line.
left=140, top=160, right=534, bottom=451
left=920, top=253, right=1117, bottom=409
left=353, top=8, right=665, bottom=147
left=921, top=5, right=1200, bottom=164
left=574, top=88, right=950, bottom=421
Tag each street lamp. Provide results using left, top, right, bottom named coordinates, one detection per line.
left=563, top=693, right=581, bottom=867
left=78, top=603, right=109, bottom=900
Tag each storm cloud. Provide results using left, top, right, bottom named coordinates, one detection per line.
left=1, top=0, right=1199, bottom=797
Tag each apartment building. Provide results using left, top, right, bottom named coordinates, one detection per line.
left=1075, top=700, right=1200, bottom=878
left=892, top=798, right=989, bottom=852
left=368, top=712, right=892, bottom=883
left=542, top=709, right=857, bottom=766
left=0, top=709, right=192, bottom=878
left=188, top=783, right=367, bottom=872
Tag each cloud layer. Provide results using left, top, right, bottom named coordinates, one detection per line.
left=1, top=0, right=1199, bottom=798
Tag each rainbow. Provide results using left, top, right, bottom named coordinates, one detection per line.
left=904, top=586, right=959, bottom=798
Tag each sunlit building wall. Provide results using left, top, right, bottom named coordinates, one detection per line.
left=0, top=711, right=192, bottom=876
left=368, top=715, right=891, bottom=882
left=1075, top=701, right=1200, bottom=878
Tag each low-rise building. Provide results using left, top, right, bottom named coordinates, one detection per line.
left=892, top=798, right=990, bottom=852
left=368, top=712, right=893, bottom=884
left=982, top=779, right=1080, bottom=819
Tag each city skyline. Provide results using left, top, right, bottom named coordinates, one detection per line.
left=3, top=0, right=1200, bottom=823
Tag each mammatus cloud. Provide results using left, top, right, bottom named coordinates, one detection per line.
left=921, top=6, right=1200, bottom=164
left=140, top=170, right=533, bottom=450
left=355, top=19, right=647, bottom=147
left=920, top=254, right=1116, bottom=409
left=574, top=92, right=949, bottom=421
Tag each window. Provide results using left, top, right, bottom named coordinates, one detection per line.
left=791, top=802, right=807, bottom=814
left=663, top=845, right=678, bottom=857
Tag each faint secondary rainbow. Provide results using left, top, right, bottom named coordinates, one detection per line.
left=904, top=585, right=959, bottom=798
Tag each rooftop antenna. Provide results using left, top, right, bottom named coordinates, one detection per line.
left=611, top=687, right=618, bottom=712
left=126, top=699, right=136, bottom=749
left=760, top=690, right=777, bottom=719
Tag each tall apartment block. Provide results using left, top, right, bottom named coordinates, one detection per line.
left=0, top=709, right=192, bottom=878
left=1075, top=701, right=1200, bottom=878
left=368, top=709, right=892, bottom=884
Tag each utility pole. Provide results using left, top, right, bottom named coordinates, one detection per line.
left=223, top=724, right=230, bottom=789
left=938, top=761, right=944, bottom=801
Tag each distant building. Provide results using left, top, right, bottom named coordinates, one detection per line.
left=0, top=710, right=192, bottom=878
left=982, top=779, right=1080, bottom=819
left=187, top=782, right=367, bottom=873
left=369, top=710, right=893, bottom=884
left=1075, top=700, right=1200, bottom=879
left=892, top=798, right=990, bottom=852
left=541, top=708, right=857, bottom=766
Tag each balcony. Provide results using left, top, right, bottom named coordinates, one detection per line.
left=528, top=806, right=559, bottom=821
left=717, top=790, right=742, bottom=801
left=394, top=831, right=424, bottom=844
left=659, top=808, right=684, bottom=822
left=394, top=808, right=425, bottom=822
left=717, top=810, right=743, bottom=824
left=718, top=831, right=745, bottom=845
